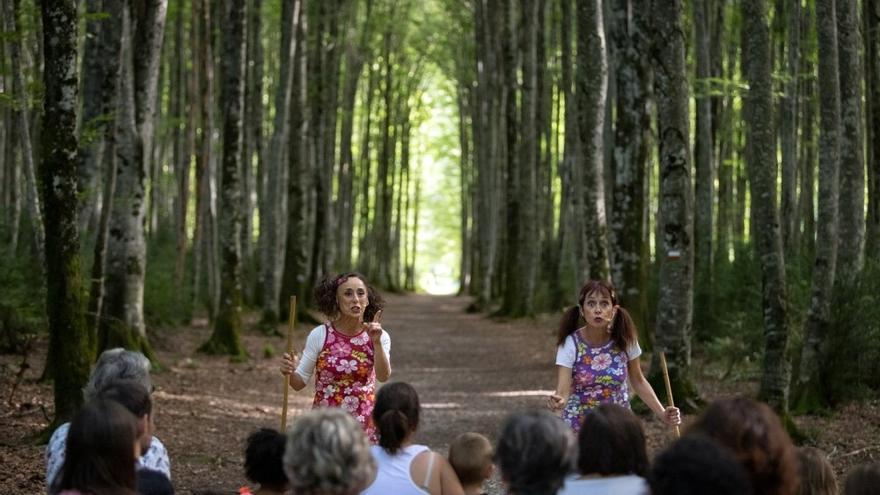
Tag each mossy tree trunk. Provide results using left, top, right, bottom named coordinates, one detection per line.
left=867, top=0, right=880, bottom=260
left=794, top=0, right=841, bottom=413
left=741, top=0, right=793, bottom=416
left=41, top=0, right=94, bottom=426
left=647, top=0, right=702, bottom=412
left=200, top=0, right=247, bottom=358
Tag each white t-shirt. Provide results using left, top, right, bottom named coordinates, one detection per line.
left=362, top=444, right=434, bottom=495
left=555, top=335, right=642, bottom=368
left=557, top=474, right=649, bottom=495
left=295, top=324, right=391, bottom=383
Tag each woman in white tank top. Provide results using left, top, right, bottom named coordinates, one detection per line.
left=361, top=382, right=465, bottom=495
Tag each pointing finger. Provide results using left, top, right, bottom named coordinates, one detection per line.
left=373, top=310, right=383, bottom=324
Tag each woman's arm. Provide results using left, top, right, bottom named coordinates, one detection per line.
left=373, top=333, right=391, bottom=382
left=548, top=366, right=572, bottom=411
left=628, top=358, right=680, bottom=425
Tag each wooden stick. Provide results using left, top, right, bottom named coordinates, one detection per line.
left=659, top=351, right=681, bottom=438
left=281, top=295, right=297, bottom=431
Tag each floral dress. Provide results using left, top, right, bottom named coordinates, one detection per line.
left=562, top=331, right=634, bottom=432
left=313, top=323, right=378, bottom=442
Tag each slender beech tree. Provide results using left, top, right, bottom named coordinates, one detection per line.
left=741, top=0, right=792, bottom=417
left=795, top=0, right=841, bottom=412
left=41, top=0, right=92, bottom=426
left=100, top=0, right=167, bottom=354
left=576, top=0, right=610, bottom=281
left=648, top=0, right=700, bottom=411
left=867, top=0, right=880, bottom=259
left=200, top=0, right=247, bottom=357
left=693, top=0, right=714, bottom=335
left=609, top=0, right=651, bottom=335
left=836, top=0, right=865, bottom=278
left=781, top=0, right=801, bottom=252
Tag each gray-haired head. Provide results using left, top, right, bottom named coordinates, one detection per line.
left=83, top=348, right=152, bottom=402
left=283, top=408, right=376, bottom=495
left=495, top=410, right=576, bottom=495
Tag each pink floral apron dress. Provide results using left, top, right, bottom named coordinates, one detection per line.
left=313, top=322, right=378, bottom=442
left=562, top=331, right=632, bottom=432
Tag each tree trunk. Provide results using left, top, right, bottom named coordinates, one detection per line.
left=101, top=0, right=167, bottom=354
left=835, top=0, right=865, bottom=278
left=260, top=0, right=301, bottom=324
left=693, top=0, right=714, bottom=337
left=200, top=0, right=247, bottom=357
left=609, top=0, right=651, bottom=336
left=799, top=2, right=817, bottom=256
left=76, top=0, right=106, bottom=235
left=241, top=0, right=264, bottom=302
left=4, top=0, right=45, bottom=268
left=795, top=0, right=841, bottom=413
left=174, top=0, right=194, bottom=285
left=781, top=0, right=801, bottom=252
left=576, top=0, right=610, bottom=281
left=867, top=0, right=880, bottom=259
left=648, top=0, right=701, bottom=412
left=741, top=0, right=792, bottom=416
left=41, top=0, right=93, bottom=426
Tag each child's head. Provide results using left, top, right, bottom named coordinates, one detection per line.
left=796, top=447, right=837, bottom=495
left=245, top=428, right=288, bottom=491
left=843, top=463, right=880, bottom=495
left=449, top=432, right=494, bottom=487
left=649, top=434, right=752, bottom=495
left=578, top=403, right=648, bottom=477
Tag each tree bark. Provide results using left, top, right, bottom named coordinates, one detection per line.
left=576, top=0, right=610, bottom=281
left=781, top=0, right=801, bottom=252
left=835, top=0, right=865, bottom=278
left=609, top=0, right=651, bottom=336
left=693, top=0, right=714, bottom=332
left=41, top=0, right=93, bottom=426
left=867, top=0, right=880, bottom=259
left=648, top=0, right=701, bottom=411
left=76, top=0, right=106, bottom=235
left=200, top=0, right=247, bottom=357
left=241, top=0, right=264, bottom=302
left=795, top=0, right=841, bottom=412
left=741, top=0, right=792, bottom=416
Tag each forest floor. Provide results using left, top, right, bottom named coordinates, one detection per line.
left=2, top=293, right=879, bottom=494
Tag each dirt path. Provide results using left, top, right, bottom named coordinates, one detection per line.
left=2, top=293, right=879, bottom=494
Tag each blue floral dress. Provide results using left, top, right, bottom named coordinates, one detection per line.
left=562, top=331, right=636, bottom=432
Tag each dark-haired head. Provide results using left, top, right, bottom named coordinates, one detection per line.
left=843, top=463, right=880, bottom=495
left=314, top=272, right=384, bottom=322
left=372, top=382, right=420, bottom=455
left=577, top=403, right=648, bottom=477
left=97, top=379, right=153, bottom=454
left=556, top=279, right=637, bottom=353
left=245, top=428, right=288, bottom=491
left=688, top=397, right=798, bottom=495
left=137, top=469, right=175, bottom=495
left=495, top=410, right=575, bottom=495
left=649, top=434, right=752, bottom=495
left=52, top=399, right=139, bottom=495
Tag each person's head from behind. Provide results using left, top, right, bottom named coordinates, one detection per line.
left=796, top=447, right=837, bottom=495
left=137, top=469, right=175, bottom=495
left=372, top=381, right=420, bottom=454
left=495, top=410, right=575, bottom=495
left=245, top=428, right=288, bottom=492
left=688, top=397, right=798, bottom=495
left=649, top=434, right=752, bottom=495
left=283, top=408, right=375, bottom=495
left=96, top=379, right=153, bottom=455
left=314, top=272, right=384, bottom=322
left=577, top=403, right=648, bottom=477
left=84, top=348, right=152, bottom=402
left=53, top=399, right=139, bottom=495
left=448, top=432, right=494, bottom=490
left=843, top=463, right=880, bottom=495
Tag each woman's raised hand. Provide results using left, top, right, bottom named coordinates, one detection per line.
left=280, top=351, right=300, bottom=376
left=366, top=310, right=384, bottom=344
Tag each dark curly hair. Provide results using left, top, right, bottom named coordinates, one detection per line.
left=313, top=272, right=384, bottom=322
left=245, top=428, right=288, bottom=489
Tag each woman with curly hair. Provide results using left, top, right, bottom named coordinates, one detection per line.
left=280, top=272, right=391, bottom=440
left=688, top=397, right=799, bottom=495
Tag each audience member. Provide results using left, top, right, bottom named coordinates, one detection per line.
left=649, top=434, right=752, bottom=495
left=842, top=463, right=880, bottom=495
left=448, top=433, right=494, bottom=495
left=494, top=410, right=575, bottom=495
left=558, top=403, right=648, bottom=494
left=242, top=428, right=288, bottom=495
left=362, top=382, right=464, bottom=495
left=283, top=408, right=375, bottom=495
left=50, top=399, right=140, bottom=495
left=796, top=447, right=837, bottom=495
left=688, top=397, right=798, bottom=495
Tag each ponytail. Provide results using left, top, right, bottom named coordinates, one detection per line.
left=377, top=410, right=409, bottom=454
left=556, top=306, right=583, bottom=347
left=372, top=382, right=420, bottom=455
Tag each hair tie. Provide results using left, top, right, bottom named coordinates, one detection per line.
left=333, top=275, right=347, bottom=288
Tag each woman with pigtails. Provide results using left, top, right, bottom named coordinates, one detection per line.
left=280, top=272, right=391, bottom=441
